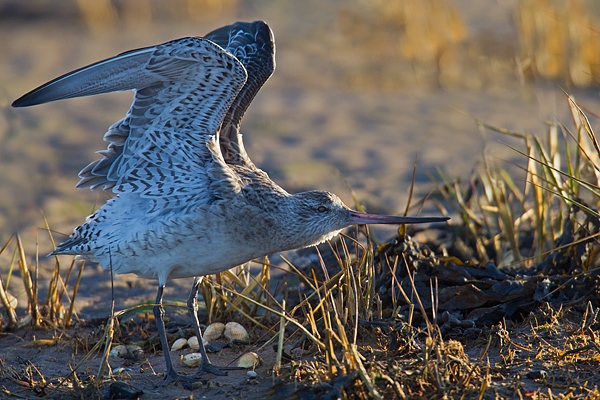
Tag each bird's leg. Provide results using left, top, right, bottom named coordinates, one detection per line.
left=187, top=276, right=228, bottom=377
left=153, top=284, right=189, bottom=386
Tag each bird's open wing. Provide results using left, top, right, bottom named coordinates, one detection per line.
left=13, top=36, right=247, bottom=213
left=204, top=20, right=275, bottom=167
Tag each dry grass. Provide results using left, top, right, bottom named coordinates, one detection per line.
left=0, top=224, right=85, bottom=331
left=430, top=94, right=600, bottom=267
left=517, top=0, right=600, bottom=87
left=334, top=0, right=600, bottom=90
left=2, top=96, right=600, bottom=399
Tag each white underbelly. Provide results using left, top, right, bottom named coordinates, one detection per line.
left=96, top=227, right=268, bottom=283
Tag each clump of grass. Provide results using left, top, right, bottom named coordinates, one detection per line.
left=433, top=94, right=600, bottom=272
left=0, top=218, right=84, bottom=331
left=199, top=257, right=276, bottom=327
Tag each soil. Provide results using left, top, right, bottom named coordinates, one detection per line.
left=0, top=318, right=281, bottom=399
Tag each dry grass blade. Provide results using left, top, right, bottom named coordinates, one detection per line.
left=336, top=170, right=367, bottom=214
left=274, top=299, right=286, bottom=373
left=402, top=253, right=434, bottom=336
left=96, top=261, right=117, bottom=384
left=16, top=234, right=40, bottom=327
left=0, top=236, right=18, bottom=328
left=350, top=344, right=383, bottom=400
left=399, top=154, right=419, bottom=238
left=433, top=169, right=490, bottom=262
left=471, top=115, right=530, bottom=140
left=64, top=261, right=85, bottom=327
left=504, top=141, right=600, bottom=196
left=483, top=160, right=522, bottom=264
left=0, top=274, right=18, bottom=327
left=567, top=94, right=600, bottom=157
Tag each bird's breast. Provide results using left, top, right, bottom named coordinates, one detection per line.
left=94, top=201, right=285, bottom=282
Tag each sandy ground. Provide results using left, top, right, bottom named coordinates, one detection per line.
left=0, top=323, right=273, bottom=399
left=1, top=0, right=600, bottom=398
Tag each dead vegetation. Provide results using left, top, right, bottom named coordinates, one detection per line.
left=2, top=95, right=600, bottom=399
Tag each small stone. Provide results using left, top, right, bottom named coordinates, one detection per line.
left=183, top=353, right=203, bottom=367
left=224, top=322, right=250, bottom=343
left=171, top=338, right=188, bottom=351
left=187, top=336, right=199, bottom=350
left=247, top=370, right=258, bottom=379
left=105, top=381, right=143, bottom=399
left=237, top=352, right=262, bottom=369
left=126, top=345, right=143, bottom=357
left=203, top=322, right=226, bottom=343
left=205, top=340, right=226, bottom=353
left=526, top=370, right=548, bottom=380
left=110, top=345, right=128, bottom=358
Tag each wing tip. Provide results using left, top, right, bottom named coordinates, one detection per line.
left=12, top=84, right=66, bottom=108
left=11, top=94, right=37, bottom=108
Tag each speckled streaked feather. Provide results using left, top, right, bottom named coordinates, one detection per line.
left=14, top=36, right=248, bottom=214
left=75, top=21, right=274, bottom=191
left=205, top=21, right=275, bottom=167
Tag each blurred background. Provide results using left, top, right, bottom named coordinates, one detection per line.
left=1, top=0, right=600, bottom=291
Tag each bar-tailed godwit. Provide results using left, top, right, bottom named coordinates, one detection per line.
left=13, top=21, right=448, bottom=385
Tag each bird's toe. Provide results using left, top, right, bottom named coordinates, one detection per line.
left=194, top=361, right=229, bottom=377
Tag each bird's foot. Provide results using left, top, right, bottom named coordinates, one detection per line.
left=162, top=369, right=196, bottom=388
left=193, top=360, right=247, bottom=377
left=194, top=361, right=228, bottom=377
left=162, top=362, right=244, bottom=387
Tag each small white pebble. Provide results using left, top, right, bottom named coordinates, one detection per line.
left=126, top=345, right=143, bottom=356
left=109, top=345, right=127, bottom=358
left=203, top=322, right=226, bottom=343
left=237, top=352, right=262, bottom=369
left=171, top=338, right=188, bottom=351
left=183, top=353, right=203, bottom=367
left=247, top=370, right=258, bottom=379
left=188, top=336, right=200, bottom=350
left=224, top=322, right=250, bottom=342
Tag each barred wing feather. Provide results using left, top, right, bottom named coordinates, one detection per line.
left=204, top=21, right=275, bottom=167
left=13, top=37, right=248, bottom=213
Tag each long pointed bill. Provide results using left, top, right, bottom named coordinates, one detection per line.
left=348, top=211, right=449, bottom=225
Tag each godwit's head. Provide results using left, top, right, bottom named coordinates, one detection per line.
left=284, top=190, right=449, bottom=249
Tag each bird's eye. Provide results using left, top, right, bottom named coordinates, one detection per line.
left=317, top=206, right=327, bottom=213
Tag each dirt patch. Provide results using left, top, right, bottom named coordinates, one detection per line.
left=3, top=302, right=600, bottom=399
left=0, top=315, right=279, bottom=399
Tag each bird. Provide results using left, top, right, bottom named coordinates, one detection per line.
left=12, top=21, right=449, bottom=385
